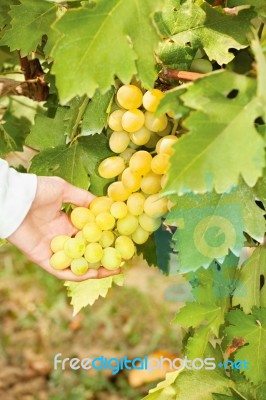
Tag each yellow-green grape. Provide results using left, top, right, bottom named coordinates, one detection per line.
left=156, top=135, right=178, bottom=156
left=120, top=148, right=136, bottom=164
left=110, top=201, right=128, bottom=219
left=101, top=247, right=122, bottom=270
left=109, top=131, right=130, bottom=153
left=84, top=242, right=104, bottom=263
left=151, top=153, right=170, bottom=175
left=83, top=222, right=102, bottom=242
left=108, top=109, right=126, bottom=131
left=89, top=196, right=113, bottom=215
left=129, top=150, right=152, bottom=175
left=130, top=127, right=151, bottom=146
left=115, top=236, right=135, bottom=260
left=98, top=156, right=125, bottom=179
left=117, top=213, right=138, bottom=235
left=139, top=213, right=161, bottom=232
left=99, top=230, right=115, bottom=248
left=144, top=194, right=168, bottom=218
left=71, top=258, right=89, bottom=275
left=144, top=131, right=161, bottom=149
left=131, top=225, right=150, bottom=244
left=143, top=89, right=164, bottom=112
left=50, top=251, right=72, bottom=270
left=127, top=192, right=145, bottom=216
left=116, top=84, right=143, bottom=109
left=145, top=111, right=168, bottom=132
left=190, top=58, right=213, bottom=73
left=70, top=207, right=95, bottom=229
left=141, top=171, right=162, bottom=195
left=50, top=235, right=71, bottom=253
left=88, top=262, right=101, bottom=270
left=161, top=174, right=168, bottom=188
left=121, top=167, right=141, bottom=192
left=95, top=211, right=116, bottom=230
left=75, top=231, right=86, bottom=242
left=194, top=48, right=205, bottom=59
left=64, top=238, right=85, bottom=259
left=157, top=122, right=172, bottom=137
left=108, top=181, right=131, bottom=201
left=122, top=109, right=145, bottom=133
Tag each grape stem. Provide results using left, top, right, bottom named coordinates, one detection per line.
left=160, top=68, right=204, bottom=81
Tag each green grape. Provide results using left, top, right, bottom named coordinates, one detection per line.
left=144, top=194, right=168, bottom=218
left=121, top=167, right=141, bottom=192
left=131, top=225, right=150, bottom=244
left=89, top=196, right=113, bottom=215
left=98, top=156, right=125, bottom=179
left=83, top=222, right=102, bottom=242
left=64, top=238, right=86, bottom=259
left=88, top=261, right=101, bottom=270
left=115, top=236, right=135, bottom=260
left=95, top=211, right=116, bottom=230
left=140, top=171, right=162, bottom=195
left=50, top=235, right=71, bottom=253
left=151, top=153, right=170, bottom=175
left=145, top=111, right=168, bottom=132
left=130, top=126, right=151, bottom=146
left=127, top=192, right=145, bottom=216
left=107, top=181, right=131, bottom=201
left=143, top=89, right=164, bottom=112
left=156, top=135, right=178, bottom=156
left=84, top=242, right=104, bottom=263
left=116, top=84, right=143, bottom=109
left=75, top=231, right=86, bottom=242
left=101, top=247, right=122, bottom=270
left=110, top=201, right=128, bottom=219
left=157, top=122, right=172, bottom=137
left=139, top=213, right=161, bottom=232
left=71, top=207, right=95, bottom=229
left=190, top=58, right=213, bottom=73
left=50, top=251, right=72, bottom=270
left=194, top=48, right=205, bottom=59
left=71, top=257, right=89, bottom=275
left=122, top=109, right=145, bottom=133
left=117, top=213, right=139, bottom=235
left=99, top=230, right=115, bottom=248
left=109, top=130, right=130, bottom=153
left=108, top=109, right=126, bottom=131
left=129, top=150, right=152, bottom=175
left=144, top=131, right=160, bottom=149
left=120, top=148, right=136, bottom=164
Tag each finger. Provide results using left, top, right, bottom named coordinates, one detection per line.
left=62, top=181, right=96, bottom=207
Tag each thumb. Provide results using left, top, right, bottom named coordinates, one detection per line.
left=62, top=181, right=96, bottom=207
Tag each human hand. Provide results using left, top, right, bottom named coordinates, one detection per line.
left=8, top=176, right=121, bottom=282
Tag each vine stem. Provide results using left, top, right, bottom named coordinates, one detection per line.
left=160, top=68, right=204, bottom=81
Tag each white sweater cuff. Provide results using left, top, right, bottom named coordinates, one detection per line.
left=0, top=159, right=38, bottom=239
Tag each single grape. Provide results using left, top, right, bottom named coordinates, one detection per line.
left=109, top=131, right=130, bottom=153
left=157, top=122, right=172, bottom=137
left=130, top=127, right=151, bottom=146
left=95, top=211, right=116, bottom=230
left=141, top=171, right=162, bottom=195
left=84, top=242, right=104, bottom=263
left=64, top=238, right=86, bottom=259
left=129, top=150, right=152, bottom=175
left=122, top=109, right=145, bottom=133
left=110, top=201, right=128, bottom=219
left=190, top=58, right=213, bottom=73
left=144, top=131, right=161, bottom=149
left=101, top=247, right=122, bottom=270
left=108, top=109, right=126, bottom=131
left=88, top=261, right=101, bottom=270
left=115, top=236, right=135, bottom=260
left=121, top=167, right=141, bottom=192
left=156, top=135, right=178, bottom=156
left=71, top=207, right=95, bottom=229
left=143, top=89, right=164, bottom=112
left=75, top=231, right=86, bottom=243
left=145, top=111, right=168, bottom=132
left=151, top=153, right=170, bottom=175
left=71, top=258, right=89, bottom=275
left=98, top=156, right=125, bottom=179
left=116, top=84, right=143, bottom=109
left=89, top=196, right=113, bottom=215
left=83, top=222, right=102, bottom=242
left=144, top=194, right=168, bottom=218
left=131, top=225, right=150, bottom=244
left=50, top=251, right=72, bottom=270
left=117, top=213, right=139, bottom=235
left=139, top=213, right=161, bottom=232
left=107, top=181, right=131, bottom=201
left=50, top=235, right=71, bottom=253
left=99, top=230, right=115, bottom=248
left=127, top=192, right=145, bottom=216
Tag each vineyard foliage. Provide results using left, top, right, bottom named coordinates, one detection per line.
left=0, top=0, right=266, bottom=399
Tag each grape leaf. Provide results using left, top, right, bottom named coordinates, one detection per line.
left=232, top=246, right=266, bottom=312
left=163, top=71, right=265, bottom=195
left=0, top=0, right=19, bottom=32
left=154, top=0, right=254, bottom=65
left=65, top=273, right=124, bottom=315
left=0, top=124, right=17, bottom=156
left=64, top=96, right=89, bottom=141
left=228, top=0, right=266, bottom=20
left=224, top=307, right=266, bottom=385
left=51, top=0, right=163, bottom=103
left=154, top=225, right=172, bottom=274
left=156, top=86, right=190, bottom=119
left=136, top=234, right=158, bottom=267
left=0, top=0, right=58, bottom=56
left=2, top=109, right=31, bottom=150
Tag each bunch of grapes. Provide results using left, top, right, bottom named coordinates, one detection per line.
left=50, top=84, right=178, bottom=275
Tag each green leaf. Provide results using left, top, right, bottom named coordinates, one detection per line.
left=228, top=0, right=266, bottom=20
left=155, top=0, right=254, bottom=65
left=0, top=0, right=58, bottom=56
left=81, top=87, right=114, bottom=136
left=2, top=109, right=31, bottom=150
left=51, top=0, right=163, bottom=103
left=224, top=307, right=266, bottom=385
left=0, top=124, right=17, bottom=156
left=0, top=0, right=19, bottom=31
left=232, top=246, right=266, bottom=312
left=65, top=273, right=124, bottom=315
left=251, top=34, right=266, bottom=109
left=156, top=86, right=190, bottom=119
left=164, top=71, right=265, bottom=195
left=64, top=96, right=89, bottom=141
left=153, top=225, right=172, bottom=274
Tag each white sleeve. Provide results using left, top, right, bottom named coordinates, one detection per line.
left=0, top=158, right=38, bottom=239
